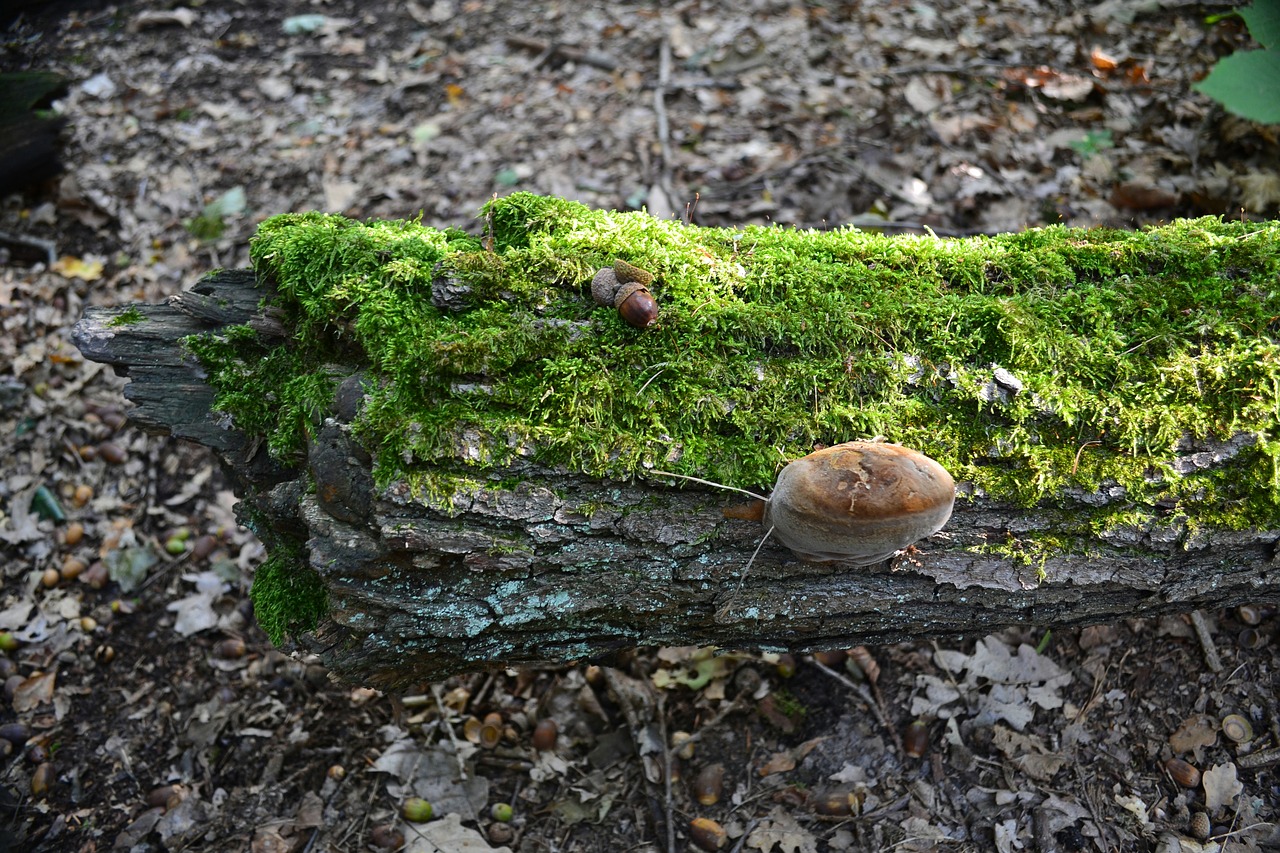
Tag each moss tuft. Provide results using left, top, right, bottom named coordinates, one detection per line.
left=108, top=306, right=145, bottom=327
left=249, top=548, right=327, bottom=645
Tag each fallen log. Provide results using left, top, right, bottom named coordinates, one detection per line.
left=73, top=195, right=1280, bottom=689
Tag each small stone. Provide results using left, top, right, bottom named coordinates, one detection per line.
left=991, top=365, right=1023, bottom=393
left=590, top=267, right=621, bottom=306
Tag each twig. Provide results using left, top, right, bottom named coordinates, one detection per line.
left=675, top=694, right=746, bottom=749
left=504, top=36, right=617, bottom=71
left=654, top=37, right=673, bottom=173
left=1073, top=763, right=1110, bottom=850
left=1189, top=609, right=1223, bottom=673
left=0, top=231, right=57, bottom=266
left=431, top=684, right=470, bottom=777
left=1237, top=745, right=1280, bottom=770
left=657, top=692, right=676, bottom=853
left=650, top=34, right=676, bottom=216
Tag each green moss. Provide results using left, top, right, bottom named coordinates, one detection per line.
left=249, top=546, right=327, bottom=645
left=108, top=307, right=145, bottom=327
left=187, top=195, right=1280, bottom=630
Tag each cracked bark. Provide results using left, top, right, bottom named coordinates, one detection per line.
left=74, top=269, right=1280, bottom=689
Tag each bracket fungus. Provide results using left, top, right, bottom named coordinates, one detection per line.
left=764, top=442, right=955, bottom=563
left=661, top=441, right=955, bottom=565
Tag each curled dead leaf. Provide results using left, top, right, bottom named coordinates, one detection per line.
left=12, top=671, right=56, bottom=713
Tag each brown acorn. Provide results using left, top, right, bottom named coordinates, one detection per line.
left=812, top=790, right=862, bottom=816
left=1164, top=757, right=1200, bottom=789
left=689, top=817, right=727, bottom=851
left=903, top=720, right=929, bottom=758
left=532, top=718, right=558, bottom=751
left=812, top=649, right=848, bottom=668
left=616, top=283, right=658, bottom=329
left=692, top=763, right=725, bottom=805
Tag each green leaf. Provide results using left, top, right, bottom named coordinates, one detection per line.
left=1194, top=49, right=1280, bottom=122
left=1241, top=0, right=1280, bottom=49
left=30, top=486, right=65, bottom=523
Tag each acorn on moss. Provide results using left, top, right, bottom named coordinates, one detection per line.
left=591, top=260, right=658, bottom=329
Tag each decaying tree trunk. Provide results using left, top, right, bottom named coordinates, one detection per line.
left=72, top=209, right=1280, bottom=690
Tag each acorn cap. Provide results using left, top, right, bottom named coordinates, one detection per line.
left=763, top=441, right=955, bottom=563
left=613, top=259, right=654, bottom=286
left=591, top=267, right=622, bottom=306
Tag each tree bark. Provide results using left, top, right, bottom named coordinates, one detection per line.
left=73, top=269, right=1280, bottom=689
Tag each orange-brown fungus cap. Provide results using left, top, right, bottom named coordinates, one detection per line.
left=762, top=441, right=955, bottom=563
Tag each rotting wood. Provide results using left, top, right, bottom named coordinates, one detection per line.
left=72, top=221, right=1280, bottom=690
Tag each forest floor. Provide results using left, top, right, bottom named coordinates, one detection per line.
left=1, top=1, right=1279, bottom=851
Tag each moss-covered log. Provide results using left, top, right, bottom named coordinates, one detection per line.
left=73, top=195, right=1280, bottom=689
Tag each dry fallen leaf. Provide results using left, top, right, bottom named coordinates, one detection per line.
left=746, top=806, right=818, bottom=853
left=12, top=671, right=56, bottom=712
left=1202, top=763, right=1243, bottom=816
left=407, top=812, right=512, bottom=853
left=991, top=726, right=1067, bottom=782
left=1236, top=170, right=1280, bottom=213
left=128, top=8, right=198, bottom=31
left=758, top=736, right=826, bottom=776
left=51, top=255, right=104, bottom=282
